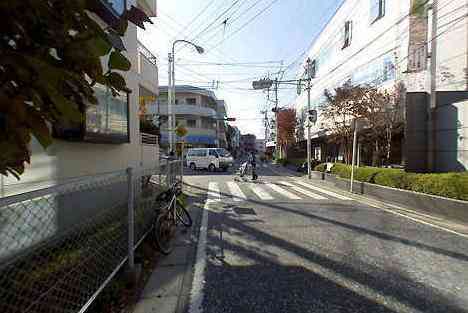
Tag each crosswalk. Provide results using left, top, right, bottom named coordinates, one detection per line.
left=206, top=179, right=353, bottom=202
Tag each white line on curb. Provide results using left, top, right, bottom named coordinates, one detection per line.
left=188, top=185, right=211, bottom=313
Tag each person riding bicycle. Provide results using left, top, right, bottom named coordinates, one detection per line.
left=249, top=151, right=258, bottom=180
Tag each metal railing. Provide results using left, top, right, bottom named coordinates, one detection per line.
left=0, top=161, right=182, bottom=313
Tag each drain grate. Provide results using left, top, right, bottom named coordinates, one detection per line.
left=233, top=207, right=256, bottom=215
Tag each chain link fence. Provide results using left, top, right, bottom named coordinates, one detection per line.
left=0, top=160, right=182, bottom=313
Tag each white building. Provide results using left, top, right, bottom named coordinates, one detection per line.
left=1, top=0, right=159, bottom=196
left=153, top=85, right=228, bottom=149
left=295, top=0, right=467, bottom=172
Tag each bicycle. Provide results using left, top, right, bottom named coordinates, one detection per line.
left=152, top=180, right=192, bottom=255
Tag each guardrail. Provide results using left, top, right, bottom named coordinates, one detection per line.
left=0, top=161, right=182, bottom=313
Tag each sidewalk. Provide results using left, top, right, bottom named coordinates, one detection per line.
left=268, top=163, right=468, bottom=236
left=132, top=187, right=205, bottom=313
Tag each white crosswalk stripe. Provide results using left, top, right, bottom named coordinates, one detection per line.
left=207, top=182, right=221, bottom=202
left=249, top=184, right=274, bottom=200
left=279, top=181, right=327, bottom=200
left=293, top=180, right=353, bottom=200
left=227, top=181, right=247, bottom=201
left=265, top=183, right=302, bottom=200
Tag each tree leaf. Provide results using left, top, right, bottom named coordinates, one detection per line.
left=27, top=113, right=52, bottom=148
left=123, top=5, right=153, bottom=29
left=108, top=51, right=131, bottom=71
left=107, top=72, right=127, bottom=92
left=106, top=30, right=126, bottom=51
left=87, top=36, right=112, bottom=57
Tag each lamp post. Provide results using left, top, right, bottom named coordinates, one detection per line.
left=168, top=40, right=204, bottom=152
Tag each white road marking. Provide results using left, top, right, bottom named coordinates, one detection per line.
left=294, top=180, right=352, bottom=200
left=262, top=164, right=268, bottom=168
left=227, top=181, right=246, bottom=201
left=280, top=181, right=328, bottom=200
left=188, top=187, right=210, bottom=313
left=266, top=183, right=302, bottom=200
left=249, top=184, right=274, bottom=200
left=207, top=182, right=221, bottom=202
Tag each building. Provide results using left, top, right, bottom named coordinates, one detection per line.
left=294, top=0, right=468, bottom=172
left=240, top=134, right=257, bottom=154
left=154, top=85, right=228, bottom=149
left=255, top=139, right=266, bottom=157
left=1, top=0, right=159, bottom=196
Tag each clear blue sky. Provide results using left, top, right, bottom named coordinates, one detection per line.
left=138, top=0, right=343, bottom=139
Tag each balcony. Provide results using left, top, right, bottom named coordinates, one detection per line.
left=137, top=0, right=157, bottom=17
left=138, top=42, right=158, bottom=94
left=153, top=103, right=217, bottom=117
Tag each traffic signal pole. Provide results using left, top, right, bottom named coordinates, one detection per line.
left=306, top=59, right=312, bottom=179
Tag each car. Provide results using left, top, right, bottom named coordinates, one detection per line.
left=186, top=148, right=234, bottom=172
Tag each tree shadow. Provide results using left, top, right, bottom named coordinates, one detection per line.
left=202, top=207, right=467, bottom=313
left=185, top=183, right=468, bottom=263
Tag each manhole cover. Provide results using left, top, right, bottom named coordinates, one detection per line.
left=233, top=207, right=256, bottom=215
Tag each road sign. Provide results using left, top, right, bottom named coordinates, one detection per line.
left=225, top=117, right=236, bottom=122
left=252, top=79, right=273, bottom=90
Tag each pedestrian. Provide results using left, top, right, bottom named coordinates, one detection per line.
left=249, top=151, right=258, bottom=180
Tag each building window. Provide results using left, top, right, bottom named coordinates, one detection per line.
left=370, top=0, right=385, bottom=23
left=343, top=21, right=352, bottom=49
left=53, top=84, right=130, bottom=144
left=175, top=99, right=179, bottom=105
left=186, top=98, right=196, bottom=105
left=187, top=119, right=197, bottom=128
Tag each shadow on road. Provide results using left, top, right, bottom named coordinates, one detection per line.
left=185, top=183, right=467, bottom=313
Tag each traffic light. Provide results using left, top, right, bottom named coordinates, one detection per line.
left=308, top=109, right=317, bottom=123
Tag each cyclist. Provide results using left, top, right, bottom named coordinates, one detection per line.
left=249, top=151, right=258, bottom=180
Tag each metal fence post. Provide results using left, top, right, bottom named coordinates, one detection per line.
left=127, top=167, right=135, bottom=271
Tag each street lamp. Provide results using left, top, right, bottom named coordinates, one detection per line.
left=168, top=40, right=204, bottom=152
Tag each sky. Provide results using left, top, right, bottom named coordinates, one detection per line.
left=138, top=0, right=343, bottom=139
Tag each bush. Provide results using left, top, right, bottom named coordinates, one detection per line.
left=287, top=158, right=306, bottom=167
left=330, top=163, right=352, bottom=179
left=325, top=163, right=468, bottom=201
left=314, top=163, right=326, bottom=172
left=277, top=158, right=288, bottom=166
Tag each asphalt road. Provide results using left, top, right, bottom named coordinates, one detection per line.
left=183, top=163, right=468, bottom=313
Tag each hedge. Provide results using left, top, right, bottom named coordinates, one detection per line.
left=314, top=163, right=468, bottom=201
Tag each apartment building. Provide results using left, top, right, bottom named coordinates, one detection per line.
left=1, top=0, right=159, bottom=196
left=295, top=0, right=468, bottom=172
left=154, top=85, right=228, bottom=149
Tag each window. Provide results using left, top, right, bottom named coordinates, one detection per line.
left=53, top=84, right=130, bottom=144
left=209, top=150, right=218, bottom=157
left=343, top=21, right=352, bottom=49
left=186, top=98, right=196, bottom=105
left=370, top=0, right=385, bottom=23
left=187, top=119, right=197, bottom=128
left=174, top=99, right=179, bottom=105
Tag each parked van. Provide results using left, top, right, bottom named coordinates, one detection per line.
left=186, top=148, right=233, bottom=171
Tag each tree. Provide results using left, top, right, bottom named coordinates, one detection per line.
left=0, top=0, right=151, bottom=178
left=322, top=81, right=364, bottom=164
left=277, top=108, right=296, bottom=158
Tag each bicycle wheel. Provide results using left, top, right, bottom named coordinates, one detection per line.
left=176, top=203, right=192, bottom=227
left=153, top=214, right=174, bottom=255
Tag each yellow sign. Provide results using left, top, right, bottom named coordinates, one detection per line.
left=175, top=126, right=188, bottom=138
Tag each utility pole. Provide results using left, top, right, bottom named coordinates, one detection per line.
left=306, top=58, right=312, bottom=179
left=274, top=79, right=279, bottom=160
left=167, top=53, right=173, bottom=152
left=428, top=0, right=438, bottom=172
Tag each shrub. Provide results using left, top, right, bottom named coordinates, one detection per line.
left=287, top=158, right=306, bottom=167
left=277, top=158, right=288, bottom=166
left=331, top=163, right=352, bottom=179
left=314, top=163, right=326, bottom=172
left=325, top=162, right=468, bottom=201
left=374, top=169, right=408, bottom=189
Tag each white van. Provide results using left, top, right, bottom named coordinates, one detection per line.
left=186, top=148, right=234, bottom=172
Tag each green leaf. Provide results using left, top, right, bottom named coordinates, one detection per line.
left=28, top=113, right=52, bottom=148
left=113, top=18, right=128, bottom=36
left=107, top=72, right=127, bottom=92
left=47, top=86, right=82, bottom=122
left=108, top=51, right=131, bottom=71
left=88, top=36, right=112, bottom=57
